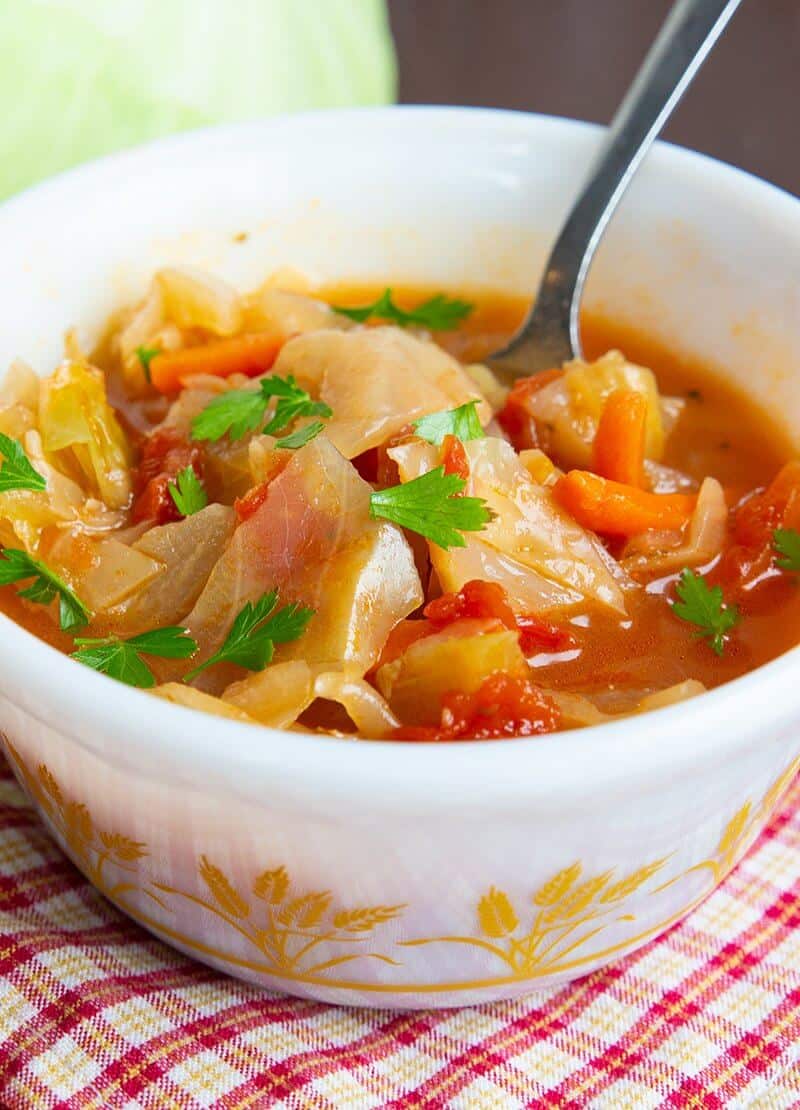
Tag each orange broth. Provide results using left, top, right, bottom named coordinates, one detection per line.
left=2, top=285, right=798, bottom=714
left=323, top=285, right=800, bottom=708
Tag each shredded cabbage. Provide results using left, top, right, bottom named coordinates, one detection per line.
left=39, top=361, right=132, bottom=509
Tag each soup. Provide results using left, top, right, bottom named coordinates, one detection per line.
left=0, top=269, right=796, bottom=739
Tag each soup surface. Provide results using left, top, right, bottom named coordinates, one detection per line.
left=0, top=272, right=797, bottom=739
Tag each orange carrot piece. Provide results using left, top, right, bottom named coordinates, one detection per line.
left=555, top=470, right=696, bottom=536
left=149, top=331, right=284, bottom=394
left=592, top=389, right=647, bottom=487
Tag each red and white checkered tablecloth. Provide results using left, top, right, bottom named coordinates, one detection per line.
left=0, top=753, right=799, bottom=1110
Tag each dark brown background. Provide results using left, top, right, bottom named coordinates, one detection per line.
left=387, top=0, right=798, bottom=195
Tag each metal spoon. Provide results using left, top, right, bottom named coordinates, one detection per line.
left=491, top=0, right=743, bottom=378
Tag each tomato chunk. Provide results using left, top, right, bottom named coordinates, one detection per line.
left=352, top=447, right=379, bottom=484
left=424, top=579, right=573, bottom=656
left=442, top=434, right=470, bottom=479
left=497, top=369, right=563, bottom=451
left=425, top=578, right=514, bottom=627
left=391, top=672, right=560, bottom=741
left=714, top=461, right=800, bottom=594
left=515, top=615, right=573, bottom=655
left=132, top=426, right=203, bottom=524
left=234, top=482, right=271, bottom=522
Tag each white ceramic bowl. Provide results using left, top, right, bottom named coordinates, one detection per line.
left=0, top=109, right=799, bottom=1009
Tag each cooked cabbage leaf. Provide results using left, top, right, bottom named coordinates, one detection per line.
left=272, top=327, right=490, bottom=459
left=185, top=436, right=423, bottom=682
left=39, top=361, right=132, bottom=508
left=389, top=436, right=631, bottom=615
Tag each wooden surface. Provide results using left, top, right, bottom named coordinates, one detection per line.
left=388, top=0, right=798, bottom=195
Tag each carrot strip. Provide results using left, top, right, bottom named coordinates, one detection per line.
left=555, top=470, right=696, bottom=536
left=149, top=331, right=284, bottom=394
left=592, top=389, right=647, bottom=487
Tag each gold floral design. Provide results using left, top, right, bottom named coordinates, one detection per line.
left=2, top=738, right=403, bottom=978
left=2, top=734, right=798, bottom=993
left=154, top=855, right=405, bottom=975
left=401, top=858, right=667, bottom=976
left=654, top=754, right=800, bottom=895
left=5, top=741, right=149, bottom=900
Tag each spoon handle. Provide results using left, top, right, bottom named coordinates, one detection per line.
left=496, top=0, right=743, bottom=375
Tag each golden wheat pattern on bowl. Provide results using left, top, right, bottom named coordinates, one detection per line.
left=398, top=858, right=669, bottom=977
left=2, top=738, right=404, bottom=979
left=3, top=735, right=797, bottom=993
left=158, top=856, right=405, bottom=975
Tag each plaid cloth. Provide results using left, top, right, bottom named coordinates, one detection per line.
left=0, top=754, right=798, bottom=1109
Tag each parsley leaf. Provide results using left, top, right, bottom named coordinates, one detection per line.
left=773, top=527, right=800, bottom=572
left=672, top=568, right=739, bottom=656
left=190, top=374, right=332, bottom=443
left=412, top=401, right=485, bottom=446
left=261, top=375, right=332, bottom=436
left=168, top=466, right=207, bottom=517
left=72, top=626, right=198, bottom=689
left=275, top=421, right=325, bottom=450
left=136, top=345, right=160, bottom=384
left=0, top=548, right=89, bottom=631
left=118, top=627, right=199, bottom=658
left=190, top=386, right=267, bottom=442
left=0, top=433, right=47, bottom=494
left=369, top=466, right=492, bottom=550
left=332, top=288, right=473, bottom=331
left=184, top=590, right=314, bottom=679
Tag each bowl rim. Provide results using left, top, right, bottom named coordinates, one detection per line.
left=2, top=104, right=797, bottom=222
left=1, top=105, right=799, bottom=815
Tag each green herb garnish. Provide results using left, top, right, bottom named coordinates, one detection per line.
left=773, top=527, right=800, bottom=572
left=185, top=590, right=314, bottom=679
left=332, top=288, right=473, bottom=331
left=672, top=568, right=739, bottom=656
left=72, top=626, right=198, bottom=688
left=260, top=375, right=332, bottom=436
left=168, top=466, right=207, bottom=517
left=412, top=401, right=484, bottom=446
left=275, top=421, right=325, bottom=450
left=136, top=346, right=160, bottom=384
left=0, top=548, right=89, bottom=631
left=190, top=374, right=331, bottom=443
left=369, top=466, right=492, bottom=550
left=190, top=387, right=267, bottom=442
left=0, top=433, right=47, bottom=494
